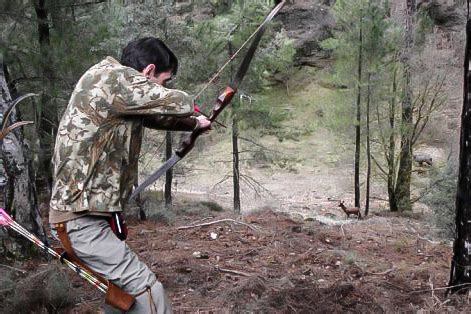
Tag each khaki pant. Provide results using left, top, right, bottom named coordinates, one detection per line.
left=53, top=216, right=172, bottom=313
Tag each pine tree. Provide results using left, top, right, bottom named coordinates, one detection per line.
left=322, top=0, right=396, bottom=211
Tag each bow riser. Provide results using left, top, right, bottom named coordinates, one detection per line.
left=176, top=86, right=236, bottom=158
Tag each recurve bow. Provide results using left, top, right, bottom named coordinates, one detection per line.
left=131, top=1, right=286, bottom=200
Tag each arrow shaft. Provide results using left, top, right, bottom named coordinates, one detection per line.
left=0, top=208, right=107, bottom=292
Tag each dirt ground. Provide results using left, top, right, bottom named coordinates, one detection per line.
left=2, top=198, right=467, bottom=314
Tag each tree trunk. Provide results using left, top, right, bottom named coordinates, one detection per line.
left=0, top=55, right=46, bottom=254
left=388, top=67, right=398, bottom=212
left=365, top=73, right=371, bottom=216
left=232, top=102, right=241, bottom=214
left=33, top=0, right=57, bottom=194
left=395, top=0, right=415, bottom=212
left=228, top=40, right=241, bottom=213
left=165, top=131, right=173, bottom=209
left=354, top=20, right=363, bottom=208
left=448, top=17, right=471, bottom=295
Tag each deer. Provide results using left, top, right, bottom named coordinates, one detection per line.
left=338, top=201, right=362, bottom=219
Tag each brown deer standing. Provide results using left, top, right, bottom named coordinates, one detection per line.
left=338, top=201, right=362, bottom=219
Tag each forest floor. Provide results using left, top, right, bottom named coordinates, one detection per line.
left=1, top=199, right=466, bottom=313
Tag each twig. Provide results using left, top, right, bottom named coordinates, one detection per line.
left=0, top=264, right=27, bottom=274
left=243, top=248, right=262, bottom=257
left=238, top=136, right=280, bottom=153
left=177, top=219, right=260, bottom=231
left=417, top=234, right=440, bottom=245
left=193, top=216, right=215, bottom=224
left=211, top=174, right=231, bottom=191
left=216, top=266, right=252, bottom=277
left=410, top=282, right=471, bottom=294
left=429, top=276, right=435, bottom=306
left=365, top=267, right=396, bottom=276
left=301, top=247, right=313, bottom=257
left=383, top=281, right=410, bottom=293
left=240, top=174, right=273, bottom=197
left=340, top=223, right=346, bottom=238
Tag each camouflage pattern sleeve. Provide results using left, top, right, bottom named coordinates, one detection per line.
left=112, top=68, right=194, bottom=117
left=142, top=115, right=198, bottom=131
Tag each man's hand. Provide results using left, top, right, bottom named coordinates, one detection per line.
left=194, top=103, right=226, bottom=128
left=196, top=116, right=212, bottom=132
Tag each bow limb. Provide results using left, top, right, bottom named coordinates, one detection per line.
left=0, top=121, right=34, bottom=141
left=1, top=93, right=37, bottom=132
left=131, top=1, right=286, bottom=199
left=0, top=93, right=37, bottom=140
left=193, top=1, right=286, bottom=101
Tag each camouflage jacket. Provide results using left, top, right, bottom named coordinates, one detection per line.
left=49, top=57, right=196, bottom=222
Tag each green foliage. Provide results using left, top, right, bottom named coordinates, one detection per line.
left=1, top=2, right=122, bottom=106
left=321, top=0, right=413, bottom=212
left=423, top=160, right=457, bottom=239
left=321, top=0, right=399, bottom=87
left=0, top=2, right=124, bottom=187
left=179, top=2, right=294, bottom=134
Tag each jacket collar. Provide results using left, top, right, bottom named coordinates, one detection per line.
left=105, top=56, right=120, bottom=65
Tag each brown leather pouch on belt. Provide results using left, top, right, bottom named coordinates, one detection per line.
left=55, top=223, right=135, bottom=312
left=106, top=284, right=135, bottom=311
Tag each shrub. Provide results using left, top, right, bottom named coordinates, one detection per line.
left=422, top=160, right=457, bottom=239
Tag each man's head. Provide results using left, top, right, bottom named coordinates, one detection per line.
left=121, top=37, right=178, bottom=87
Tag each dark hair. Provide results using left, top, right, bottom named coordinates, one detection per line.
left=120, top=37, right=178, bottom=75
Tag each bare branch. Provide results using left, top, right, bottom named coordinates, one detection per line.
left=238, top=136, right=279, bottom=153
left=48, top=0, right=108, bottom=9
left=177, top=218, right=260, bottom=232
left=216, top=266, right=253, bottom=277
left=371, top=154, right=388, bottom=181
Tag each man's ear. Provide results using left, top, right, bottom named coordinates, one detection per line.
left=141, top=64, right=156, bottom=78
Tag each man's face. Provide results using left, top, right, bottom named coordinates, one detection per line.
left=150, top=70, right=174, bottom=87
left=140, top=64, right=175, bottom=87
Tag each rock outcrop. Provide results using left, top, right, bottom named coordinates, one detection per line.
left=277, top=1, right=335, bottom=67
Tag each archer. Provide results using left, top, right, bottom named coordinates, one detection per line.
left=48, top=37, right=211, bottom=313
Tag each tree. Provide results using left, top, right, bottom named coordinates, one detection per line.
left=165, top=131, right=173, bottom=209
left=382, top=65, right=400, bottom=211
left=365, top=72, right=372, bottom=215
left=1, top=0, right=123, bottom=201
left=322, top=0, right=394, bottom=210
left=178, top=2, right=294, bottom=212
left=0, top=55, right=46, bottom=255
left=395, top=0, right=416, bottom=212
left=448, top=14, right=471, bottom=295
left=370, top=0, right=445, bottom=213
left=228, top=39, right=241, bottom=213
left=373, top=68, right=446, bottom=212
left=362, top=0, right=397, bottom=215
left=355, top=14, right=363, bottom=209
left=32, top=0, right=56, bottom=193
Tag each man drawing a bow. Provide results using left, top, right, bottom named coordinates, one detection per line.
left=49, top=37, right=211, bottom=313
